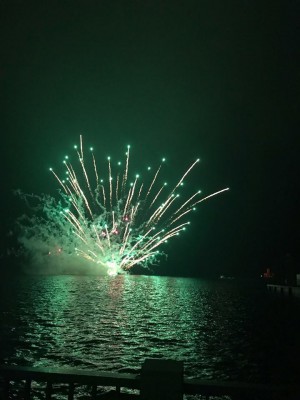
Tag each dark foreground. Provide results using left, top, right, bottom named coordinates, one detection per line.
left=1, top=360, right=300, bottom=400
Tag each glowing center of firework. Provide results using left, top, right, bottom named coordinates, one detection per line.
left=106, top=261, right=118, bottom=276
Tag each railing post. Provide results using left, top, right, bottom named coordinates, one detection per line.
left=140, top=359, right=184, bottom=400
left=91, top=384, right=97, bottom=399
left=68, top=382, right=75, bottom=400
left=46, top=381, right=52, bottom=400
left=24, top=379, right=31, bottom=400
left=3, top=378, right=10, bottom=400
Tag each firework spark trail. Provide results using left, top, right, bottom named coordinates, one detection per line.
left=69, top=173, right=94, bottom=219
left=127, top=175, right=139, bottom=211
left=149, top=182, right=167, bottom=208
left=64, top=210, right=84, bottom=235
left=172, top=159, right=200, bottom=193
left=191, top=187, right=229, bottom=205
left=173, top=190, right=201, bottom=216
left=144, top=161, right=200, bottom=227
left=170, top=188, right=230, bottom=226
left=122, top=145, right=130, bottom=194
left=101, top=184, right=106, bottom=207
left=144, top=222, right=190, bottom=253
left=147, top=193, right=178, bottom=226
left=51, top=167, right=93, bottom=224
left=18, top=138, right=229, bottom=275
left=105, top=225, right=111, bottom=248
left=150, top=159, right=200, bottom=221
left=112, top=211, right=115, bottom=231
left=137, top=182, right=144, bottom=203
left=78, top=135, right=93, bottom=196
left=121, top=222, right=188, bottom=270
left=120, top=226, right=154, bottom=260
left=80, top=135, right=84, bottom=158
left=49, top=169, right=68, bottom=194
left=91, top=151, right=99, bottom=188
left=107, top=157, right=113, bottom=209
left=61, top=160, right=94, bottom=219
left=145, top=164, right=162, bottom=202
left=115, top=174, right=120, bottom=204
left=92, top=225, right=105, bottom=254
left=123, top=185, right=133, bottom=218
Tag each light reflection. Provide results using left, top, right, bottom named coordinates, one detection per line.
left=0, top=275, right=271, bottom=381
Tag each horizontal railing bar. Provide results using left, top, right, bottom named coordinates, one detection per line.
left=184, top=378, right=299, bottom=396
left=0, top=365, right=140, bottom=388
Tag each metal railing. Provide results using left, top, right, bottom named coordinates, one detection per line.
left=1, top=363, right=299, bottom=399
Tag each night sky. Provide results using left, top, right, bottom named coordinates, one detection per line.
left=0, top=0, right=298, bottom=278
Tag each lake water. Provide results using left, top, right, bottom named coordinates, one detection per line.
left=1, top=274, right=299, bottom=384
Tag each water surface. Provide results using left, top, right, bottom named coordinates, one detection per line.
left=1, top=274, right=299, bottom=384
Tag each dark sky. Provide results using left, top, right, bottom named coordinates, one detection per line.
left=0, top=0, right=299, bottom=277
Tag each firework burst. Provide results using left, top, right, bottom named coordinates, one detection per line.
left=17, top=136, right=229, bottom=276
